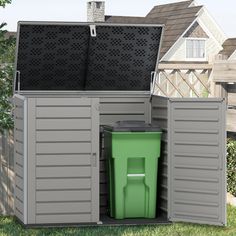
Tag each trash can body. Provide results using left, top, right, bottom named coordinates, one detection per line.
left=104, top=121, right=162, bottom=219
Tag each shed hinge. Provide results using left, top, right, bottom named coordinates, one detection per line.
left=90, top=25, right=97, bottom=37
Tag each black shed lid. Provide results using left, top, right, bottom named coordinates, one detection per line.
left=15, top=22, right=163, bottom=92
left=103, top=120, right=162, bottom=132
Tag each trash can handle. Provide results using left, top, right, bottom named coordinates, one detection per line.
left=127, top=174, right=145, bottom=177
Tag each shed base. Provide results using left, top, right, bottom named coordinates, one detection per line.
left=15, top=215, right=170, bottom=228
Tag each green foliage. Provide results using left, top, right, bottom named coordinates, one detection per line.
left=201, top=88, right=209, bottom=98
left=0, top=23, right=16, bottom=63
left=0, top=2, right=15, bottom=131
left=227, top=138, right=236, bottom=197
left=0, top=205, right=235, bottom=235
left=0, top=64, right=14, bottom=130
left=0, top=0, right=11, bottom=7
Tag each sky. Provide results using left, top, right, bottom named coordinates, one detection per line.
left=0, top=0, right=235, bottom=38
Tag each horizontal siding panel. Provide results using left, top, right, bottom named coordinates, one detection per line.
left=36, top=107, right=91, bottom=118
left=174, top=107, right=219, bottom=120
left=100, top=97, right=147, bottom=103
left=15, top=176, right=23, bottom=190
left=36, top=98, right=92, bottom=106
left=36, top=202, right=91, bottom=214
left=15, top=198, right=24, bottom=214
left=174, top=168, right=219, bottom=179
left=15, top=186, right=23, bottom=202
left=36, top=214, right=92, bottom=224
left=100, top=172, right=107, bottom=184
left=15, top=107, right=24, bottom=119
left=15, top=164, right=23, bottom=178
left=173, top=156, right=219, bottom=169
left=15, top=153, right=23, bottom=166
left=36, top=166, right=91, bottom=178
left=100, top=160, right=106, bottom=172
left=100, top=195, right=107, bottom=206
left=15, top=119, right=23, bottom=130
left=100, top=103, right=145, bottom=114
left=36, top=154, right=91, bottom=166
left=173, top=203, right=219, bottom=217
left=174, top=132, right=219, bottom=143
left=174, top=190, right=219, bottom=203
left=174, top=145, right=218, bottom=155
left=36, top=142, right=91, bottom=154
left=15, top=141, right=23, bottom=154
left=100, top=183, right=107, bottom=195
left=36, top=190, right=91, bottom=202
left=36, top=130, right=91, bottom=142
left=36, top=178, right=91, bottom=190
left=15, top=208, right=24, bottom=223
left=15, top=129, right=24, bottom=142
left=174, top=179, right=218, bottom=191
left=100, top=114, right=145, bottom=126
left=36, top=119, right=91, bottom=130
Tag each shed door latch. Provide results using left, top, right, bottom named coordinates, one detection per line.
left=90, top=25, right=97, bottom=37
left=91, top=152, right=97, bottom=167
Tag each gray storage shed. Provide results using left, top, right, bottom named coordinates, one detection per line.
left=13, top=21, right=226, bottom=227
left=14, top=93, right=226, bottom=226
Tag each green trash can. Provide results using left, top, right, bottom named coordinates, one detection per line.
left=104, top=121, right=162, bottom=219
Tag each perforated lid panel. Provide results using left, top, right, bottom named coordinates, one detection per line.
left=16, top=22, right=163, bottom=91
left=85, top=25, right=162, bottom=90
left=16, top=24, right=90, bottom=90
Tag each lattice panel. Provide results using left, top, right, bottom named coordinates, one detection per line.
left=155, top=69, right=212, bottom=98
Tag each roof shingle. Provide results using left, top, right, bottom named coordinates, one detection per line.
left=106, top=1, right=203, bottom=59
left=219, top=38, right=236, bottom=58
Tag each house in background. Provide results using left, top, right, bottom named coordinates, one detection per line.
left=89, top=0, right=226, bottom=64
left=88, top=0, right=228, bottom=98
left=218, top=38, right=236, bottom=60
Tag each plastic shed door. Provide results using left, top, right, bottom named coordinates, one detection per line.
left=14, top=96, right=100, bottom=225
left=168, top=98, right=226, bottom=226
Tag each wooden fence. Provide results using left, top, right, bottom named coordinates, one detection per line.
left=212, top=60, right=236, bottom=132
left=155, top=63, right=213, bottom=97
left=0, top=130, right=14, bottom=215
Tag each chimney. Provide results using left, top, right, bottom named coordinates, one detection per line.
left=87, top=1, right=105, bottom=22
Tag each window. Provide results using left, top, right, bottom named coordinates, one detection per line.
left=186, top=39, right=206, bottom=59
left=96, top=2, right=102, bottom=9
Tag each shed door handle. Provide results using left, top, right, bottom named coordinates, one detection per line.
left=91, top=152, right=97, bottom=167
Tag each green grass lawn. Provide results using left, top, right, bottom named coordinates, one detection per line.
left=0, top=205, right=235, bottom=236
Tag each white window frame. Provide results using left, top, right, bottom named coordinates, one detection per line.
left=185, top=38, right=207, bottom=61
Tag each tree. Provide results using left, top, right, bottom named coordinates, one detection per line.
left=0, top=0, right=11, bottom=8
left=0, top=0, right=15, bottom=130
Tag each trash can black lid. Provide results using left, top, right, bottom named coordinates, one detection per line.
left=103, top=120, right=162, bottom=132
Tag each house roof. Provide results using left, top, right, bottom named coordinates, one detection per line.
left=219, top=38, right=236, bottom=58
left=105, top=0, right=204, bottom=59
left=4, top=31, right=17, bottom=39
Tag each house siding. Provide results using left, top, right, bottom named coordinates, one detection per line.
left=229, top=50, right=236, bottom=60
left=162, top=36, right=221, bottom=62
left=199, top=10, right=226, bottom=46
left=161, top=8, right=226, bottom=62
left=184, top=22, right=208, bottom=38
